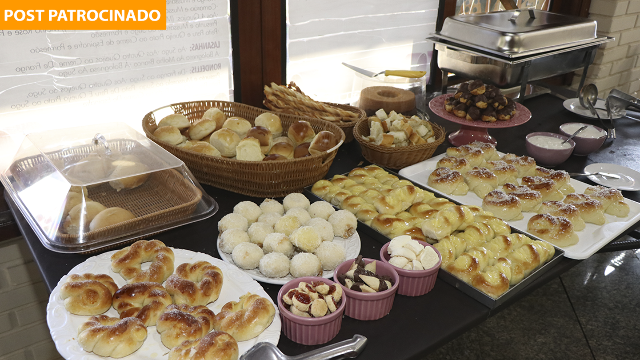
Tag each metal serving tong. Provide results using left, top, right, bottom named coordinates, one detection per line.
left=240, top=335, right=367, bottom=360
left=580, top=84, right=615, bottom=139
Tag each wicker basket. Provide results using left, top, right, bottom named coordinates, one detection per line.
left=142, top=100, right=346, bottom=197
left=354, top=118, right=446, bottom=169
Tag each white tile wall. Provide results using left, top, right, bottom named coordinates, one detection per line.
left=0, top=237, right=62, bottom=360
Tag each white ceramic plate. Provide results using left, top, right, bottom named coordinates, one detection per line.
left=585, top=163, right=640, bottom=191
left=399, top=153, right=640, bottom=260
left=46, top=248, right=281, bottom=360
left=563, top=98, right=626, bottom=119
left=218, top=232, right=361, bottom=285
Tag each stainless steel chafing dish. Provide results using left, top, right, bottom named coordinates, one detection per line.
left=428, top=10, right=613, bottom=99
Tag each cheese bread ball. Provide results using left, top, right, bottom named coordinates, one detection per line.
left=247, top=222, right=274, bottom=247
left=285, top=208, right=311, bottom=225
left=262, top=233, right=295, bottom=258
left=328, top=210, right=358, bottom=238
left=289, top=226, right=322, bottom=253
left=257, top=212, right=282, bottom=228
left=306, top=218, right=334, bottom=242
left=274, top=214, right=301, bottom=236
left=314, top=241, right=346, bottom=271
left=231, top=242, right=263, bottom=270
left=260, top=199, right=285, bottom=216
left=283, top=193, right=310, bottom=212
left=259, top=252, right=290, bottom=278
left=218, top=213, right=249, bottom=233
left=290, top=253, right=323, bottom=278
left=219, top=228, right=250, bottom=253
left=308, top=201, right=336, bottom=220
left=233, top=201, right=262, bottom=224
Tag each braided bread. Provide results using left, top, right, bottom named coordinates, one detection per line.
left=157, top=304, right=216, bottom=349
left=168, top=331, right=239, bottom=360
left=527, top=214, right=578, bottom=247
left=213, top=293, right=276, bottom=341
left=112, top=282, right=173, bottom=326
left=111, top=240, right=175, bottom=283
left=78, top=315, right=147, bottom=358
left=165, top=261, right=224, bottom=306
left=60, top=273, right=118, bottom=315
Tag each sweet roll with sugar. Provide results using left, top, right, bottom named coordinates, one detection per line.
left=427, top=167, right=469, bottom=195
left=537, top=201, right=586, bottom=231
left=446, top=145, right=485, bottom=167
left=563, top=193, right=606, bottom=225
left=165, top=261, right=224, bottom=306
left=501, top=154, right=536, bottom=177
left=212, top=293, right=276, bottom=341
left=78, top=315, right=147, bottom=358
left=485, top=160, right=518, bottom=186
left=156, top=304, right=216, bottom=349
left=527, top=214, right=579, bottom=247
left=467, top=141, right=500, bottom=161
left=111, top=240, right=174, bottom=283
left=534, top=167, right=575, bottom=194
left=482, top=190, right=523, bottom=221
left=436, top=156, right=472, bottom=174
left=112, top=282, right=173, bottom=326
left=520, top=176, right=564, bottom=202
left=502, top=183, right=543, bottom=212
left=60, top=273, right=118, bottom=315
left=464, top=167, right=499, bottom=198
left=584, top=186, right=630, bottom=217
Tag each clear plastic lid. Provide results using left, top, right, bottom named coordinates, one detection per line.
left=1, top=122, right=218, bottom=253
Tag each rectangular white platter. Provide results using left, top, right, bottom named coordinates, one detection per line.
left=399, top=153, right=640, bottom=260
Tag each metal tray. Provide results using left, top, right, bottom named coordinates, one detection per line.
left=303, top=168, right=565, bottom=309
left=438, top=10, right=597, bottom=58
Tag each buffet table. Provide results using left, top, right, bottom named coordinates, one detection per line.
left=6, top=91, right=640, bottom=360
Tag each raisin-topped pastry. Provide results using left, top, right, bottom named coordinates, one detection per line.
left=474, top=94, right=488, bottom=109
left=481, top=107, right=497, bottom=122
left=453, top=102, right=468, bottom=118
left=466, top=106, right=482, bottom=121
left=468, top=79, right=486, bottom=95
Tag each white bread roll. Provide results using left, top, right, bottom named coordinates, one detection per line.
left=254, top=113, right=283, bottom=138
left=108, top=155, right=150, bottom=191
left=287, top=121, right=315, bottom=145
left=236, top=137, right=264, bottom=161
left=158, top=114, right=190, bottom=130
left=209, top=128, right=241, bottom=157
left=154, top=126, right=186, bottom=145
left=309, top=131, right=339, bottom=156
left=223, top=117, right=252, bottom=138
left=202, top=107, right=227, bottom=130
left=90, top=207, right=136, bottom=231
left=246, top=126, right=273, bottom=154
left=269, top=142, right=294, bottom=159
left=63, top=201, right=108, bottom=235
left=189, top=119, right=218, bottom=140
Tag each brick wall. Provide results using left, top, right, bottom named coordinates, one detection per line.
left=571, top=0, right=640, bottom=98
left=0, top=237, right=62, bottom=360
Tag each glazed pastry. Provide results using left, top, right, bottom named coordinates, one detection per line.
left=445, top=246, right=494, bottom=284
left=502, top=183, right=543, bottom=212
left=465, top=106, right=482, bottom=121
left=457, top=222, right=495, bottom=249
left=482, top=189, right=523, bottom=221
left=468, top=79, right=486, bottom=95
left=464, top=167, right=499, bottom=198
left=537, top=201, right=586, bottom=232
left=473, top=214, right=512, bottom=236
left=481, top=107, right=497, bottom=122
left=427, top=167, right=469, bottom=195
left=421, top=205, right=475, bottom=240
left=563, top=193, right=606, bottom=225
left=520, top=176, right=564, bottom=202
left=527, top=213, right=579, bottom=247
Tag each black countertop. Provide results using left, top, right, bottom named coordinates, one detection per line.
left=6, top=91, right=640, bottom=359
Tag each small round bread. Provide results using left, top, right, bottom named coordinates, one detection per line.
left=262, top=233, right=294, bottom=258
left=263, top=154, right=287, bottom=161
left=165, top=261, right=224, bottom=306
left=219, top=228, right=250, bottom=253
left=328, top=210, right=357, bottom=238
left=223, top=117, right=252, bottom=138
left=255, top=113, right=283, bottom=138
left=189, top=119, right=219, bottom=141
left=290, top=253, right=323, bottom=278
left=154, top=126, right=186, bottom=145
left=306, top=217, right=334, bottom=242
left=231, top=242, right=263, bottom=270
left=219, top=213, right=249, bottom=232
left=158, top=113, right=191, bottom=130
left=236, top=137, right=265, bottom=161
left=108, top=156, right=151, bottom=191
left=286, top=207, right=311, bottom=225
left=283, top=193, right=310, bottom=211
left=274, top=214, right=301, bottom=236
left=260, top=198, right=285, bottom=215
left=259, top=252, right=290, bottom=278
left=168, top=330, right=239, bottom=360
left=156, top=304, right=216, bottom=349
left=290, top=226, right=322, bottom=252
left=212, top=293, right=276, bottom=341
left=309, top=131, right=339, bottom=156
left=63, top=191, right=89, bottom=217
left=111, top=239, right=175, bottom=283
left=63, top=201, right=107, bottom=235
left=294, top=143, right=312, bottom=158
left=268, top=141, right=294, bottom=159
left=234, top=201, right=262, bottom=224
left=202, top=107, right=227, bottom=130
left=257, top=212, right=282, bottom=228
left=60, top=273, right=118, bottom=315
left=90, top=207, right=136, bottom=231
left=78, top=315, right=147, bottom=358
left=247, top=222, right=274, bottom=247
left=112, top=282, right=173, bottom=326
left=179, top=141, right=222, bottom=156
left=314, top=241, right=346, bottom=271
left=308, top=201, right=336, bottom=220
left=288, top=120, right=315, bottom=145
left=246, top=126, right=273, bottom=154
left=210, top=128, right=241, bottom=157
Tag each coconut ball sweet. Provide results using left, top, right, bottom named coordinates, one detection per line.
left=262, top=233, right=295, bottom=258
left=308, top=201, right=336, bottom=220
left=306, top=218, right=334, bottom=242
left=247, top=222, right=274, bottom=247
left=234, top=201, right=262, bottom=224
left=259, top=252, right=290, bottom=278
left=231, top=242, right=263, bottom=270
left=286, top=207, right=311, bottom=225
left=283, top=193, right=310, bottom=212
left=218, top=213, right=249, bottom=233
left=260, top=198, right=285, bottom=216
left=219, top=228, right=250, bottom=253
left=257, top=212, right=282, bottom=228
left=289, top=226, right=322, bottom=253
left=274, top=214, right=301, bottom=236
left=314, top=241, right=346, bottom=271
left=328, top=210, right=358, bottom=238
left=290, top=253, right=322, bottom=278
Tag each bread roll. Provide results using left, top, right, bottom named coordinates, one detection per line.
left=112, top=282, right=173, bottom=326
left=464, top=167, right=498, bottom=198
left=212, top=293, right=275, bottom=342
left=154, top=126, right=186, bottom=145
left=294, top=143, right=311, bottom=158
left=90, top=207, right=136, bottom=231
left=63, top=201, right=108, bottom=235
left=254, top=113, right=283, bottom=138
left=63, top=191, right=90, bottom=218
left=111, top=240, right=175, bottom=283
left=427, top=167, right=469, bottom=195
left=209, top=128, right=241, bottom=157
left=309, top=131, right=339, bottom=155
left=108, top=156, right=150, bottom=191
left=60, top=273, right=118, bottom=315
left=520, top=176, right=564, bottom=202
left=78, top=316, right=147, bottom=358
left=158, top=113, right=191, bottom=130
left=156, top=304, right=216, bottom=349
left=223, top=117, right=252, bottom=138
left=482, top=190, right=523, bottom=221
left=202, top=107, right=227, bottom=130
left=179, top=141, right=221, bottom=156
left=538, top=201, right=586, bottom=231
left=246, top=126, right=273, bottom=154
left=288, top=120, right=315, bottom=145
left=269, top=142, right=294, bottom=159
left=165, top=261, right=224, bottom=306
left=273, top=136, right=294, bottom=146
left=527, top=213, right=578, bottom=247
left=189, top=119, right=218, bottom=140
left=263, top=154, right=287, bottom=161
left=563, top=193, right=606, bottom=225
left=236, top=137, right=264, bottom=161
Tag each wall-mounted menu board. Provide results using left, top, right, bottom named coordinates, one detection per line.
left=0, top=0, right=232, bottom=138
